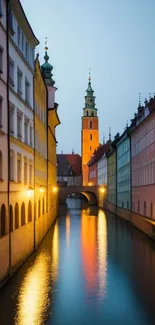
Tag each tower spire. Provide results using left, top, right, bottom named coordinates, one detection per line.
left=88, top=68, right=91, bottom=82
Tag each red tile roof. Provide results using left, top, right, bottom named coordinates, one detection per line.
left=66, top=154, right=82, bottom=176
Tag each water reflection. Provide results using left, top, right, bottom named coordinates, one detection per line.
left=51, top=221, right=59, bottom=282
left=97, top=210, right=107, bottom=298
left=15, top=251, right=51, bottom=325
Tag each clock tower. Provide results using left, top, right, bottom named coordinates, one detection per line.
left=81, top=73, right=99, bottom=185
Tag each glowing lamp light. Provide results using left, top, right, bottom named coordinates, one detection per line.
left=53, top=186, right=58, bottom=193
left=40, top=186, right=45, bottom=193
left=100, top=187, right=105, bottom=194
left=88, top=182, right=92, bottom=186
left=26, top=186, right=34, bottom=197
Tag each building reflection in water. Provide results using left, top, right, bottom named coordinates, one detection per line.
left=15, top=221, right=59, bottom=325
left=66, top=214, right=70, bottom=248
left=81, top=208, right=107, bottom=298
left=97, top=209, right=107, bottom=299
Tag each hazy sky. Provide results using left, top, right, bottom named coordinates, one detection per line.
left=21, top=0, right=155, bottom=154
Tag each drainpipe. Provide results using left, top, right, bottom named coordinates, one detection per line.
left=7, top=1, right=11, bottom=274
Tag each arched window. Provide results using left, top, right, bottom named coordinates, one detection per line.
left=86, top=110, right=88, bottom=116
left=15, top=203, right=19, bottom=229
left=90, top=121, right=92, bottom=129
left=1, top=204, right=6, bottom=237
left=38, top=200, right=40, bottom=218
left=28, top=200, right=32, bottom=222
left=10, top=149, right=14, bottom=181
left=92, top=112, right=94, bottom=117
left=9, top=205, right=13, bottom=232
left=0, top=151, right=3, bottom=180
left=42, top=198, right=45, bottom=215
left=21, top=202, right=26, bottom=226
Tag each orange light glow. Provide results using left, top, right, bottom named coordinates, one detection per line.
left=53, top=186, right=58, bottom=193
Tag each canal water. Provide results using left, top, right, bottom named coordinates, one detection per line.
left=0, top=198, right=155, bottom=325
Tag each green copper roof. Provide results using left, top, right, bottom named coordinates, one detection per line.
left=41, top=50, right=55, bottom=86
left=84, top=76, right=96, bottom=110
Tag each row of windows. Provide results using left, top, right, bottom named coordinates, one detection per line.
left=9, top=58, right=31, bottom=105
left=132, top=129, right=155, bottom=157
left=117, top=151, right=130, bottom=169
left=9, top=103, right=33, bottom=147
left=132, top=201, right=154, bottom=218
left=117, top=138, right=130, bottom=158
left=10, top=150, right=33, bottom=185
left=132, top=118, right=155, bottom=145
left=132, top=163, right=155, bottom=187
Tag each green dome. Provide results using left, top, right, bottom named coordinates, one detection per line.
left=41, top=51, right=55, bottom=86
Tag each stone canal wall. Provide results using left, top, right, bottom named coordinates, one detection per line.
left=0, top=208, right=57, bottom=287
left=103, top=201, right=155, bottom=240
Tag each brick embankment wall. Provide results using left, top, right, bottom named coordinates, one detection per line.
left=103, top=201, right=155, bottom=240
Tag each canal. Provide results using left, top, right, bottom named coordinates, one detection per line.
left=0, top=198, right=155, bottom=325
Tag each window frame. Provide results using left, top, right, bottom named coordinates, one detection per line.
left=9, top=58, right=15, bottom=86
left=17, top=67, right=23, bottom=95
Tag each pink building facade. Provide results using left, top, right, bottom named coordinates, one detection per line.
left=0, top=0, right=9, bottom=282
left=131, top=100, right=155, bottom=219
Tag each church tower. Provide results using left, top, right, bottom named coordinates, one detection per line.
left=81, top=73, right=99, bottom=185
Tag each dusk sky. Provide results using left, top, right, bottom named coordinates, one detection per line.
left=21, top=0, right=155, bottom=154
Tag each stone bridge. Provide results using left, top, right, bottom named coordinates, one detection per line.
left=58, top=185, right=107, bottom=206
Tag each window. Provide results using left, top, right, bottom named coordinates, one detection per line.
left=24, top=158, right=27, bottom=184
left=10, top=150, right=14, bottom=181
left=17, top=111, right=22, bottom=139
left=17, top=155, right=22, bottom=182
left=17, top=26, right=20, bottom=46
left=25, top=78, right=30, bottom=103
left=92, top=112, right=94, bottom=117
left=90, top=120, right=92, bottom=128
left=86, top=110, right=88, bottom=116
left=38, top=200, right=40, bottom=217
left=144, top=201, right=146, bottom=216
left=90, top=146, right=92, bottom=151
left=9, top=11, right=15, bottom=34
left=90, top=134, right=92, bottom=141
left=0, top=47, right=3, bottom=73
left=17, top=68, right=23, bottom=94
left=29, top=164, right=32, bottom=185
left=24, top=118, right=28, bottom=144
left=9, top=104, right=14, bottom=134
left=22, top=32, right=24, bottom=51
left=0, top=151, right=2, bottom=180
left=42, top=198, right=45, bottom=215
left=30, top=126, right=33, bottom=146
left=0, top=97, right=2, bottom=126
left=0, top=0, right=2, bottom=17
left=9, top=58, right=14, bottom=85
left=25, top=41, right=28, bottom=59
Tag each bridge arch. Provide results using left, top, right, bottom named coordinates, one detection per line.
left=58, top=186, right=98, bottom=206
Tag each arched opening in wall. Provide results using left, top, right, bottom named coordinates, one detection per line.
left=0, top=151, right=3, bottom=180
left=86, top=110, right=88, bottom=116
left=38, top=200, right=40, bottom=218
left=21, top=202, right=26, bottom=226
left=15, top=203, right=19, bottom=229
left=28, top=200, right=32, bottom=222
left=144, top=201, right=146, bottom=216
left=150, top=202, right=153, bottom=218
left=42, top=198, right=45, bottom=215
left=9, top=205, right=13, bottom=232
left=1, top=204, right=6, bottom=237
left=92, top=112, right=94, bottom=117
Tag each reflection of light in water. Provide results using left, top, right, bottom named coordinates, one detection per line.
left=66, top=214, right=70, bottom=247
left=97, top=209, right=107, bottom=298
left=81, top=211, right=97, bottom=293
left=52, top=221, right=59, bottom=282
left=15, top=252, right=51, bottom=325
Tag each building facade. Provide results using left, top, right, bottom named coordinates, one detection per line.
left=0, top=0, right=9, bottom=283
left=98, top=153, right=108, bottom=186
left=8, top=0, right=39, bottom=271
left=116, top=131, right=131, bottom=209
left=107, top=149, right=116, bottom=205
left=57, top=153, right=82, bottom=186
left=131, top=99, right=155, bottom=219
left=41, top=48, right=60, bottom=221
left=81, top=74, right=99, bottom=185
left=34, top=54, right=48, bottom=246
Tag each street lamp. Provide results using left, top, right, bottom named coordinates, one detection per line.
left=100, top=187, right=105, bottom=194
left=40, top=185, right=45, bottom=193
left=26, top=186, right=34, bottom=197
left=53, top=186, right=58, bottom=193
